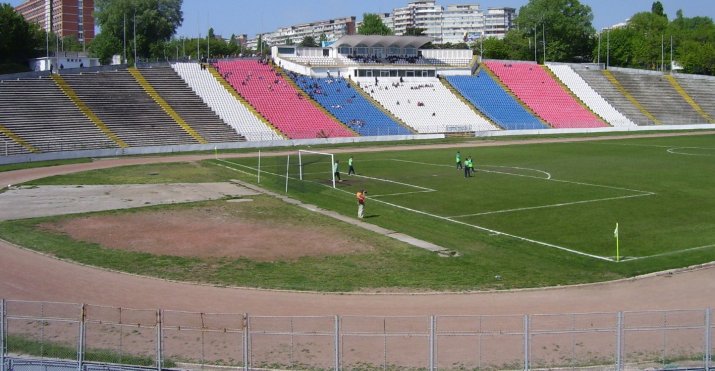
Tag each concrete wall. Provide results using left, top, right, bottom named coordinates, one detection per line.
left=0, top=134, right=445, bottom=165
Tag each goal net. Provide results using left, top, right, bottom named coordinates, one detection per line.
left=298, top=150, right=336, bottom=188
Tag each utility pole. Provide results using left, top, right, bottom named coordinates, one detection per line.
left=606, top=28, right=610, bottom=69
left=133, top=10, right=137, bottom=67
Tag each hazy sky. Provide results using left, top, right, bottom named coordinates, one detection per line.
left=8, top=0, right=715, bottom=38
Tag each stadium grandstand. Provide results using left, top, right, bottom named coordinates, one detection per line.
left=1, top=34, right=715, bottom=161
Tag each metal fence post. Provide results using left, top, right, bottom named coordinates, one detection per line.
left=334, top=315, right=340, bottom=371
left=616, top=311, right=623, bottom=371
left=156, top=309, right=163, bottom=371
left=429, top=315, right=435, bottom=371
left=243, top=313, right=250, bottom=371
left=77, top=304, right=85, bottom=371
left=706, top=308, right=712, bottom=371
left=523, top=315, right=530, bottom=371
left=1, top=299, right=5, bottom=371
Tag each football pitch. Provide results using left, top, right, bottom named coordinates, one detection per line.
left=217, top=134, right=715, bottom=268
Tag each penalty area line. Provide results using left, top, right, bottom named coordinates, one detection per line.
left=449, top=193, right=655, bottom=218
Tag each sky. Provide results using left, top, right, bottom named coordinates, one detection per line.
left=8, top=0, right=715, bottom=39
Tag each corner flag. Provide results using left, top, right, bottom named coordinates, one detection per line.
left=614, top=223, right=620, bottom=262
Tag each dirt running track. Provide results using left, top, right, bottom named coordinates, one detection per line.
left=1, top=133, right=715, bottom=315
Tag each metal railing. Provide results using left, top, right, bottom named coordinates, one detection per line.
left=1, top=299, right=713, bottom=371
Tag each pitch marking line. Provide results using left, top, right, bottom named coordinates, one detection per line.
left=666, top=147, right=715, bottom=157
left=624, top=243, right=715, bottom=261
left=449, top=193, right=654, bottom=218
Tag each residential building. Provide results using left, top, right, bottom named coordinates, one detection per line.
left=15, top=0, right=95, bottom=44
left=267, top=16, right=356, bottom=46
left=442, top=4, right=484, bottom=44
left=483, top=7, right=516, bottom=39
left=392, top=0, right=443, bottom=42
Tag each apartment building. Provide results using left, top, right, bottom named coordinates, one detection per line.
left=15, top=0, right=95, bottom=44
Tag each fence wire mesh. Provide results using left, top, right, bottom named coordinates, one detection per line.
left=1, top=300, right=714, bottom=371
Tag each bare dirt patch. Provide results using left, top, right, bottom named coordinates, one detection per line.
left=39, top=202, right=373, bottom=261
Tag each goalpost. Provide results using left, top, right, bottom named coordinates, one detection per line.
left=298, top=149, right=336, bottom=188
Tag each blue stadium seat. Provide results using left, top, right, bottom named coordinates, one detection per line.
left=446, top=71, right=547, bottom=130
left=290, top=74, right=413, bottom=136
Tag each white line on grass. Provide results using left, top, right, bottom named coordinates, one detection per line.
left=666, top=148, right=715, bottom=157
left=618, top=243, right=715, bottom=262
left=449, top=193, right=655, bottom=218
left=351, top=174, right=436, bottom=192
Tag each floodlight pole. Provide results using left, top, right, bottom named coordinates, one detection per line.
left=608, top=28, right=611, bottom=69
left=597, top=31, right=601, bottom=66
left=133, top=10, right=137, bottom=67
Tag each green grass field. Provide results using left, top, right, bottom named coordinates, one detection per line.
left=8, top=133, right=715, bottom=291
left=219, top=134, right=715, bottom=265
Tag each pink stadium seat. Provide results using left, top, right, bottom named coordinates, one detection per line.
left=484, top=61, right=607, bottom=128
left=214, top=60, right=356, bottom=139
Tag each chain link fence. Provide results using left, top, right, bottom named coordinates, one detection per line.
left=2, top=299, right=713, bottom=370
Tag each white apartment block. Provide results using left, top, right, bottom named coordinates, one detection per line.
left=442, top=4, right=484, bottom=44
left=389, top=1, right=515, bottom=43
left=484, top=7, right=516, bottom=39
left=393, top=0, right=444, bottom=42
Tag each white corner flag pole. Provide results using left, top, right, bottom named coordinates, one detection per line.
left=614, top=222, right=620, bottom=262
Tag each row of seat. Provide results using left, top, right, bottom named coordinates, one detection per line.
left=172, top=63, right=280, bottom=141
left=291, top=74, right=413, bottom=136
left=0, top=78, right=119, bottom=152
left=139, top=66, right=245, bottom=143
left=484, top=61, right=607, bottom=128
left=547, top=64, right=636, bottom=127
left=355, top=77, right=497, bottom=133
left=214, top=59, right=356, bottom=139
left=607, top=71, right=708, bottom=125
left=446, top=71, right=547, bottom=130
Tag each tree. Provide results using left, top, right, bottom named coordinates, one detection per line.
left=516, top=0, right=596, bottom=62
left=208, top=27, right=215, bottom=39
left=299, top=36, right=318, bottom=47
left=404, top=27, right=426, bottom=36
left=319, top=33, right=328, bottom=45
left=0, top=3, right=42, bottom=73
left=358, top=13, right=393, bottom=35
left=93, top=0, right=183, bottom=63
left=651, top=1, right=666, bottom=19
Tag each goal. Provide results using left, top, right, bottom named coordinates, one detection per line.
left=298, top=150, right=336, bottom=188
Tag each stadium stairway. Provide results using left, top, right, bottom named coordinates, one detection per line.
left=576, top=69, right=657, bottom=126
left=213, top=59, right=356, bottom=139
left=0, top=77, right=121, bottom=152
left=355, top=76, right=498, bottom=133
left=608, top=70, right=705, bottom=125
left=136, top=66, right=246, bottom=142
left=546, top=64, right=636, bottom=128
left=445, top=70, right=547, bottom=130
left=60, top=70, right=200, bottom=147
left=0, top=124, right=36, bottom=155
left=290, top=73, right=414, bottom=136
left=673, top=75, right=715, bottom=120
left=52, top=75, right=128, bottom=148
left=128, top=68, right=208, bottom=144
left=484, top=61, right=607, bottom=128
left=664, top=75, right=714, bottom=123
left=604, top=71, right=661, bottom=125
